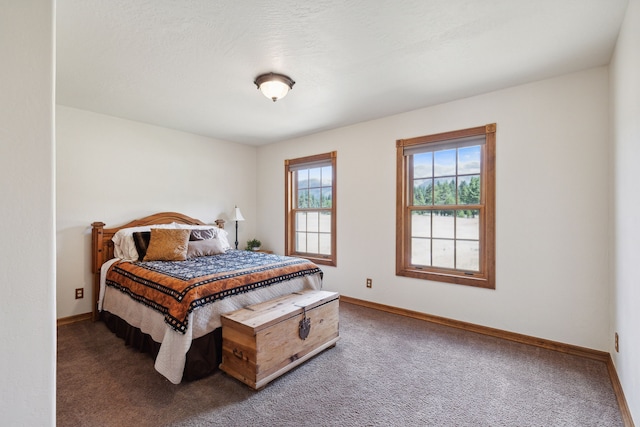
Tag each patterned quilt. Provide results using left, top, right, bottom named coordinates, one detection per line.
left=105, top=250, right=323, bottom=334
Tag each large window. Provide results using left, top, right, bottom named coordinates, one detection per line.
left=285, top=151, right=336, bottom=266
left=396, top=124, right=495, bottom=288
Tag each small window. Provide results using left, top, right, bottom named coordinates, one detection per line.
left=396, top=124, right=495, bottom=288
left=285, top=152, right=337, bottom=266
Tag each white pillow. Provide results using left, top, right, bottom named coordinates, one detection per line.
left=214, top=229, right=231, bottom=251
left=112, top=223, right=177, bottom=261
left=174, top=224, right=231, bottom=251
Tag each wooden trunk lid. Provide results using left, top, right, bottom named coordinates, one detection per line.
left=221, top=289, right=338, bottom=334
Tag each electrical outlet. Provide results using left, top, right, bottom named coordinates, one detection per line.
left=615, top=332, right=619, bottom=352
left=366, top=278, right=372, bottom=288
left=75, top=288, right=84, bottom=299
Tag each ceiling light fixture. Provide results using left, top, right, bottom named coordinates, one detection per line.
left=254, top=72, right=295, bottom=102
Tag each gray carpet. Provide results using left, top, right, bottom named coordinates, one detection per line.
left=57, top=302, right=623, bottom=426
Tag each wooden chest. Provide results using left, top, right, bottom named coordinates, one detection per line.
left=219, top=289, right=339, bottom=389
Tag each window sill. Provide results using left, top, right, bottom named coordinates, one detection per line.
left=290, top=253, right=336, bottom=267
left=396, top=268, right=494, bottom=289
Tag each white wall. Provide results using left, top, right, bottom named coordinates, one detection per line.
left=56, top=106, right=257, bottom=318
left=0, top=1, right=56, bottom=425
left=257, top=67, right=611, bottom=351
left=610, top=0, right=640, bottom=421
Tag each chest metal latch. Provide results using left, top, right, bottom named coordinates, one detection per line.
left=298, top=305, right=311, bottom=340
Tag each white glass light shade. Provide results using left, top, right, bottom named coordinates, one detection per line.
left=259, top=80, right=290, bottom=101
left=254, top=73, right=295, bottom=102
left=231, top=206, right=245, bottom=222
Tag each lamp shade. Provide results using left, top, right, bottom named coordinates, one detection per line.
left=254, top=73, right=295, bottom=102
left=231, top=206, right=245, bottom=222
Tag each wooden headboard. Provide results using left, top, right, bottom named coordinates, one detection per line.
left=91, top=212, right=225, bottom=321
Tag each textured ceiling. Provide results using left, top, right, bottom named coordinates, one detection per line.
left=56, top=0, right=629, bottom=145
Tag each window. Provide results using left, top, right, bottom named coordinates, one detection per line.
left=285, top=151, right=337, bottom=266
left=396, top=124, right=495, bottom=288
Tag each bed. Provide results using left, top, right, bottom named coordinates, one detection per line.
left=91, top=212, right=323, bottom=384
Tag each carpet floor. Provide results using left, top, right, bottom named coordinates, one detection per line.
left=57, top=301, right=623, bottom=426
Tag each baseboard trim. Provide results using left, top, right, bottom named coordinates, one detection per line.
left=607, top=355, right=636, bottom=427
left=57, top=312, right=92, bottom=327
left=340, top=295, right=608, bottom=361
left=340, top=295, right=634, bottom=427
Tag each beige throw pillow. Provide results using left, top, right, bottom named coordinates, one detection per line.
left=187, top=238, right=226, bottom=258
left=143, top=228, right=190, bottom=261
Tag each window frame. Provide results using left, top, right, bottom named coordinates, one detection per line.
left=285, top=151, right=337, bottom=266
left=396, top=124, right=495, bottom=289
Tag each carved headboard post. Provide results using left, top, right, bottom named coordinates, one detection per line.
left=91, top=222, right=105, bottom=321
left=215, top=219, right=225, bottom=229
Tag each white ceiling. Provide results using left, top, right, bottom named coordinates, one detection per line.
left=56, top=0, right=629, bottom=146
